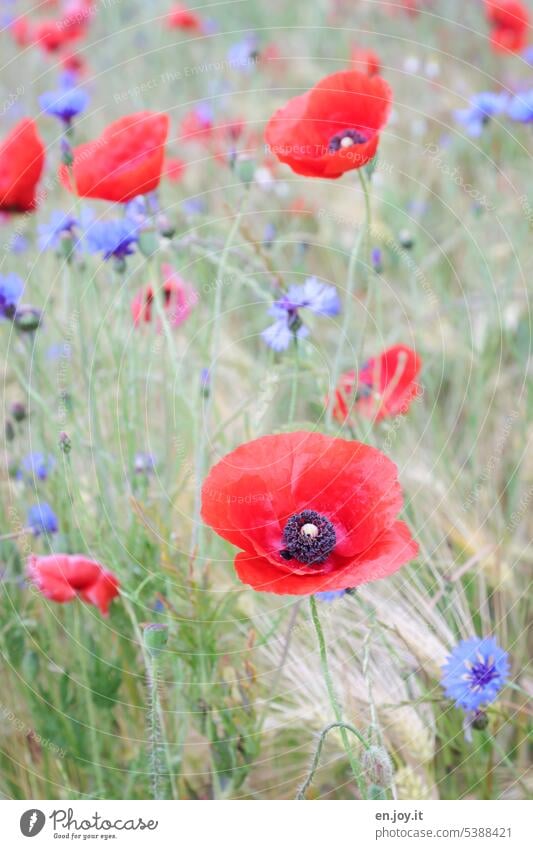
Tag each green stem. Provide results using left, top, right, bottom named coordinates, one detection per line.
left=191, top=190, right=250, bottom=557
left=147, top=654, right=163, bottom=800
left=74, top=606, right=105, bottom=798
left=326, top=169, right=371, bottom=429
left=297, top=721, right=369, bottom=800
left=309, top=595, right=366, bottom=795
left=287, top=336, right=300, bottom=423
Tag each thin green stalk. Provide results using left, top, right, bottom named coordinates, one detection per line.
left=191, top=189, right=250, bottom=557
left=309, top=595, right=366, bottom=796
left=147, top=654, right=164, bottom=800
left=287, top=337, right=300, bottom=423
left=74, top=606, right=105, bottom=798
left=122, top=600, right=178, bottom=798
left=296, top=721, right=369, bottom=799
left=326, top=169, right=371, bottom=429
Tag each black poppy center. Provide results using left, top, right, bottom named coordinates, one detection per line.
left=280, top=510, right=336, bottom=565
left=328, top=129, right=369, bottom=152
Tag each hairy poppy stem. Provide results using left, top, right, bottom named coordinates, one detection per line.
left=309, top=595, right=366, bottom=796
left=296, top=720, right=369, bottom=799
left=74, top=606, right=105, bottom=798
left=147, top=656, right=163, bottom=800
left=326, top=169, right=371, bottom=428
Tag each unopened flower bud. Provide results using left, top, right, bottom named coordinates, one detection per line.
left=361, top=745, right=394, bottom=789
left=14, top=306, right=42, bottom=333
left=157, top=214, right=176, bottom=239
left=143, top=623, right=168, bottom=655
left=398, top=229, right=414, bottom=250
left=58, top=431, right=71, bottom=454
left=10, top=401, right=26, bottom=422
left=234, top=155, right=255, bottom=185
left=138, top=230, right=159, bottom=258
left=472, top=710, right=489, bottom=731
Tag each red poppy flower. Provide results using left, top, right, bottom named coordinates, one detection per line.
left=131, top=263, right=197, bottom=327
left=201, top=431, right=418, bottom=595
left=351, top=46, right=381, bottom=76
left=179, top=107, right=214, bottom=143
left=28, top=554, right=120, bottom=616
left=333, top=344, right=422, bottom=423
left=32, top=19, right=73, bottom=53
left=61, top=51, right=88, bottom=75
left=265, top=70, right=392, bottom=178
left=0, top=119, right=46, bottom=214
left=10, top=15, right=33, bottom=47
left=485, top=0, right=530, bottom=52
left=60, top=111, right=169, bottom=203
left=165, top=156, right=186, bottom=182
left=167, top=4, right=203, bottom=30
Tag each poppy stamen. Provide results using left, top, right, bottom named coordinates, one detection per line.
left=328, top=129, right=369, bottom=152
left=281, top=510, right=336, bottom=565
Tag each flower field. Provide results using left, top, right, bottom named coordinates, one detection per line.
left=0, top=0, right=531, bottom=801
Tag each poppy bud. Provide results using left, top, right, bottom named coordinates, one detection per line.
left=398, top=229, right=414, bottom=250
left=10, top=401, right=26, bottom=422
left=114, top=257, right=127, bottom=274
left=14, top=306, right=42, bottom=333
left=5, top=419, right=15, bottom=442
left=157, top=214, right=176, bottom=239
left=472, top=710, right=489, bottom=731
left=361, top=745, right=394, bottom=789
left=138, top=230, right=159, bottom=258
left=58, top=431, right=72, bottom=454
left=234, top=155, right=255, bottom=185
left=143, top=623, right=168, bottom=655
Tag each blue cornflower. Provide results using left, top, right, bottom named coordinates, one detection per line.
left=454, top=92, right=508, bottom=137
left=40, top=85, right=89, bottom=126
left=227, top=34, right=259, bottom=71
left=125, top=195, right=149, bottom=227
left=0, top=273, right=23, bottom=319
left=84, top=218, right=139, bottom=262
left=441, top=637, right=510, bottom=712
left=371, top=247, right=383, bottom=273
left=182, top=197, right=207, bottom=216
left=18, top=452, right=56, bottom=482
left=522, top=45, right=533, bottom=64
left=10, top=234, right=28, bottom=255
left=263, top=223, right=276, bottom=248
left=134, top=452, right=157, bottom=474
left=507, top=90, right=533, bottom=123
left=316, top=590, right=347, bottom=602
left=38, top=211, right=79, bottom=251
left=262, top=277, right=341, bottom=352
left=27, top=502, right=59, bottom=535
